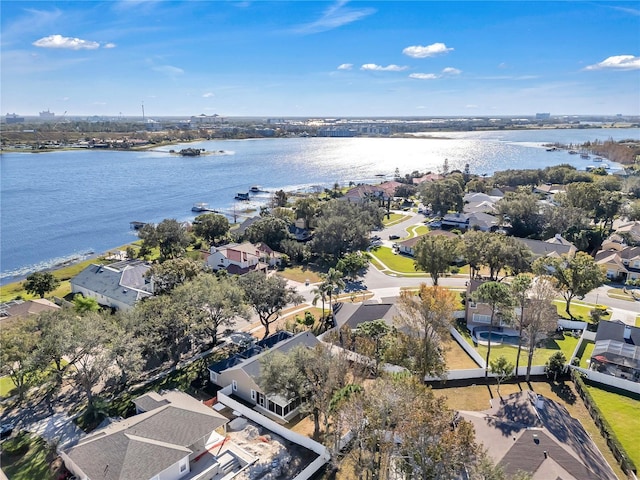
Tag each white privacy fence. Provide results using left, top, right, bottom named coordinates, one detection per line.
left=217, top=385, right=331, bottom=480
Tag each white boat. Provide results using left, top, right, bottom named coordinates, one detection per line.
left=594, top=157, right=603, bottom=162
left=192, top=202, right=216, bottom=212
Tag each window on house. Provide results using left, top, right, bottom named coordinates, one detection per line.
left=210, top=372, right=217, bottom=383
left=250, top=389, right=256, bottom=401
left=179, top=458, right=188, bottom=473
left=232, top=380, right=237, bottom=391
left=473, top=314, right=491, bottom=324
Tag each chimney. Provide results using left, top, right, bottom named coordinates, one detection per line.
left=624, top=326, right=632, bottom=341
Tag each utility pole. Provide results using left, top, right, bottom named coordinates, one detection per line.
left=141, top=101, right=145, bottom=122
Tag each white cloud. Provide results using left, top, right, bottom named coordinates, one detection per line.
left=585, top=55, right=640, bottom=71
left=33, top=34, right=100, bottom=50
left=337, top=63, right=353, bottom=70
left=402, top=42, right=453, bottom=58
left=103, top=43, right=117, bottom=49
left=466, top=104, right=478, bottom=108
left=442, top=67, right=461, bottom=75
left=152, top=65, right=184, bottom=76
left=361, top=63, right=407, bottom=72
left=202, top=92, right=214, bottom=98
left=409, top=73, right=439, bottom=80
left=294, top=1, right=375, bottom=34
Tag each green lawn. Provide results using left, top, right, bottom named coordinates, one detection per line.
left=0, top=359, right=71, bottom=399
left=369, top=246, right=422, bottom=274
left=0, top=375, right=16, bottom=398
left=584, top=384, right=640, bottom=469
left=456, top=323, right=580, bottom=367
left=405, top=225, right=429, bottom=238
left=382, top=213, right=410, bottom=227
left=553, top=299, right=609, bottom=322
left=0, top=432, right=56, bottom=480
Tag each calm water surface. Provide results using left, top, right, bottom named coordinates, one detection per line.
left=1, top=128, right=637, bottom=283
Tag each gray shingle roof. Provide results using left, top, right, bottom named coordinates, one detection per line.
left=219, top=331, right=318, bottom=381
left=69, top=431, right=190, bottom=480
left=70, top=263, right=152, bottom=307
left=65, top=392, right=228, bottom=480
left=515, top=238, right=574, bottom=258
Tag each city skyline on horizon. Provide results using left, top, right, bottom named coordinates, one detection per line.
left=2, top=1, right=639, bottom=117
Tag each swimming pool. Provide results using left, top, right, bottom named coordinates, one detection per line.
left=476, top=331, right=520, bottom=346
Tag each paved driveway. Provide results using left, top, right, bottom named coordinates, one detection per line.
left=25, top=413, right=85, bottom=448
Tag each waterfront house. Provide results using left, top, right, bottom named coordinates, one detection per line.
left=61, top=390, right=248, bottom=480
left=231, top=216, right=261, bottom=240
left=208, top=331, right=318, bottom=422
left=70, top=260, right=153, bottom=311
left=341, top=184, right=389, bottom=204
left=412, top=173, right=443, bottom=185
left=206, top=241, right=282, bottom=275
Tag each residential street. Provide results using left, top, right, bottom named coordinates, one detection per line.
left=294, top=210, right=639, bottom=326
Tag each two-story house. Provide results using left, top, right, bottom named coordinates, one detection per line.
left=206, top=242, right=282, bottom=275
left=61, top=390, right=250, bottom=480
left=595, top=244, right=640, bottom=281
left=208, top=331, right=318, bottom=422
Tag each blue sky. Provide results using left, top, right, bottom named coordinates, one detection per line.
left=1, top=1, right=639, bottom=117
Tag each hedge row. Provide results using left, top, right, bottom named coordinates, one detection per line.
left=571, top=370, right=637, bottom=475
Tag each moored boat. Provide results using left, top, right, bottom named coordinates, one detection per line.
left=192, top=202, right=217, bottom=212
left=235, top=192, right=250, bottom=201
left=249, top=185, right=261, bottom=193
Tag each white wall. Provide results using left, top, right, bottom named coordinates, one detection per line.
left=217, top=385, right=330, bottom=480
left=570, top=366, right=640, bottom=395
left=449, top=327, right=485, bottom=368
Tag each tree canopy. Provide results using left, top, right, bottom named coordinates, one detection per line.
left=193, top=213, right=230, bottom=245
left=24, top=271, right=59, bottom=298
left=533, top=252, right=605, bottom=319
left=239, top=271, right=303, bottom=338
left=413, top=234, right=461, bottom=285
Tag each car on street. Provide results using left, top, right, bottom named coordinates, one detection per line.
left=1, top=421, right=15, bottom=440
left=389, top=234, right=400, bottom=240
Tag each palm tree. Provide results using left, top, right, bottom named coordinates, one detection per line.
left=325, top=268, right=345, bottom=324
left=311, top=283, right=330, bottom=321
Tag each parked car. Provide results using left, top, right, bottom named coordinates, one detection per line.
left=389, top=234, right=400, bottom=240
left=0, top=421, right=15, bottom=440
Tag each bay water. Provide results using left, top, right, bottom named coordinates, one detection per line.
left=1, top=127, right=637, bottom=284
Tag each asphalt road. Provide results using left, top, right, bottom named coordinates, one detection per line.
left=295, top=209, right=639, bottom=324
